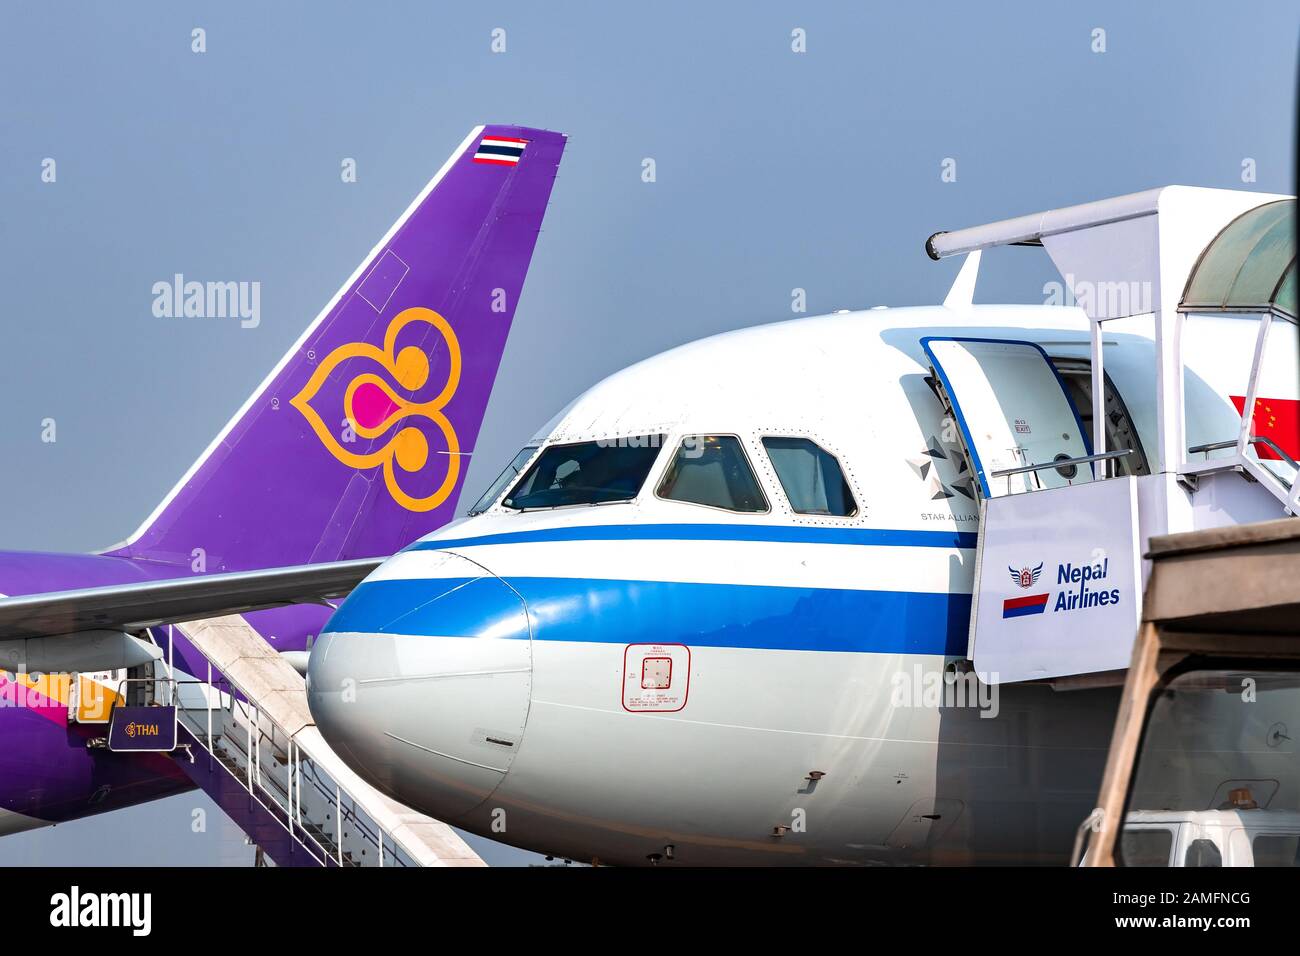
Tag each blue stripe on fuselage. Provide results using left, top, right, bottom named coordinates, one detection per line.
left=406, top=523, right=978, bottom=553
left=325, top=576, right=971, bottom=656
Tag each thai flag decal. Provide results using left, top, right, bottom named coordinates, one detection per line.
left=473, top=136, right=527, bottom=166
left=1003, top=593, right=1050, bottom=618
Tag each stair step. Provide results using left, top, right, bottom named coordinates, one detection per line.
left=160, top=614, right=484, bottom=867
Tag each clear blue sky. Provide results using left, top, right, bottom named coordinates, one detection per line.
left=0, top=1, right=1295, bottom=865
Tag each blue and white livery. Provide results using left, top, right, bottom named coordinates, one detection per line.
left=308, top=186, right=1300, bottom=865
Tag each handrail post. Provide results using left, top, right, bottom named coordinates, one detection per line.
left=1236, top=313, right=1272, bottom=460
left=254, top=707, right=261, bottom=790
left=1090, top=315, right=1106, bottom=477
left=205, top=661, right=213, bottom=754
left=166, top=625, right=174, bottom=703
left=336, top=785, right=344, bottom=866
left=287, top=739, right=294, bottom=844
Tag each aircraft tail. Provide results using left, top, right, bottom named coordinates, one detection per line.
left=108, top=125, right=565, bottom=572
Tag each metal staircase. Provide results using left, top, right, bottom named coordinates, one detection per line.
left=155, top=615, right=484, bottom=867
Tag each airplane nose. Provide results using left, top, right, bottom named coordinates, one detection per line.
left=307, top=551, right=531, bottom=821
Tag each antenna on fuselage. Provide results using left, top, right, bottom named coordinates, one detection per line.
left=942, top=250, right=981, bottom=309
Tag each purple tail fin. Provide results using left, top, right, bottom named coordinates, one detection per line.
left=108, top=125, right=565, bottom=572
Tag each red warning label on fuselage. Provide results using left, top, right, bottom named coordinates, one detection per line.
left=622, top=643, right=690, bottom=712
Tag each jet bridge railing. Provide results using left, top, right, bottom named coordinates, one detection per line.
left=989, top=449, right=1134, bottom=495
left=176, top=672, right=417, bottom=867
left=1176, top=310, right=1300, bottom=514
left=155, top=614, right=485, bottom=867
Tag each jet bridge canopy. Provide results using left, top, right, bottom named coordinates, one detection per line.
left=927, top=187, right=1298, bottom=685
left=1182, top=200, right=1296, bottom=318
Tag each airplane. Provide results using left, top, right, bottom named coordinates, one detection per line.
left=0, top=125, right=567, bottom=840
left=307, top=185, right=1300, bottom=865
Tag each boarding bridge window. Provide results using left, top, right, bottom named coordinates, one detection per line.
left=656, top=435, right=768, bottom=513
left=503, top=436, right=664, bottom=510
left=761, top=437, right=857, bottom=516
left=468, top=445, right=539, bottom=515
left=1179, top=199, right=1299, bottom=501
left=1182, top=312, right=1299, bottom=489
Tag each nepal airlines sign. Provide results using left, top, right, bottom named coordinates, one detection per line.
left=1002, top=556, right=1124, bottom=620
left=972, top=477, right=1143, bottom=684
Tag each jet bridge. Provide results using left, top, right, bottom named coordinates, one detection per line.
left=926, top=187, right=1297, bottom=684
left=80, top=615, right=484, bottom=867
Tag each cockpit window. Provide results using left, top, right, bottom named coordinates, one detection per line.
left=656, top=435, right=768, bottom=513
left=503, top=436, right=664, bottom=510
left=468, top=445, right=539, bottom=515
left=761, top=437, right=857, bottom=516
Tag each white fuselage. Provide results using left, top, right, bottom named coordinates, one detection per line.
left=307, top=304, right=1292, bottom=865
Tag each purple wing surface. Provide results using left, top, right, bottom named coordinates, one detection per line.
left=108, top=125, right=566, bottom=572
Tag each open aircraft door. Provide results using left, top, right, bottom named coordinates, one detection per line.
left=922, top=337, right=1143, bottom=684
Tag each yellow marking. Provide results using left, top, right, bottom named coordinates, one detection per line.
left=290, top=307, right=463, bottom=512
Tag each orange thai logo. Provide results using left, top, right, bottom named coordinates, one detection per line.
left=291, top=307, right=461, bottom=512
